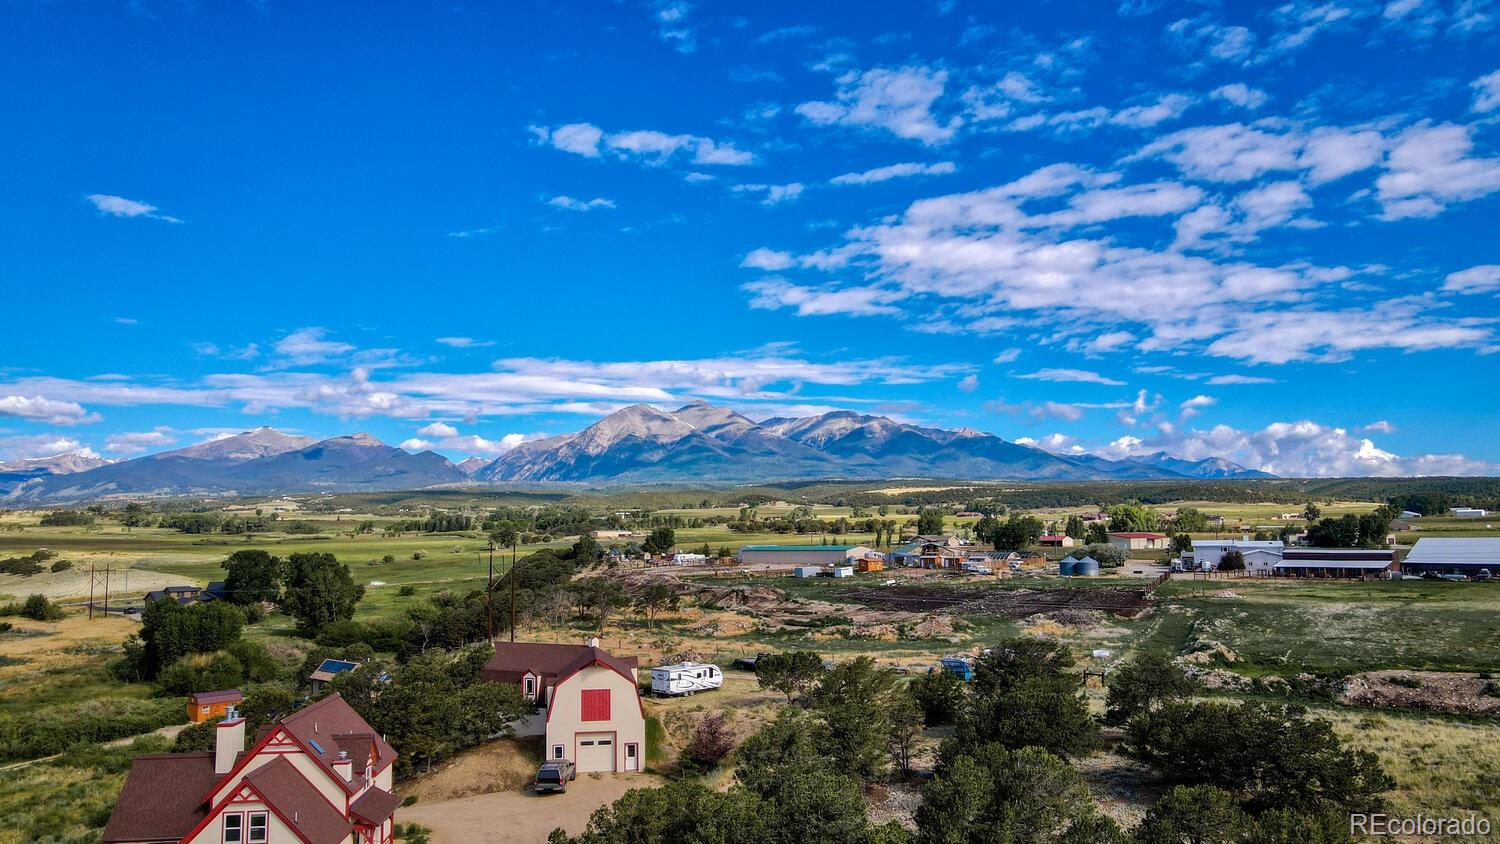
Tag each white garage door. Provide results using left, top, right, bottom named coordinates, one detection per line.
left=576, top=733, right=615, bottom=773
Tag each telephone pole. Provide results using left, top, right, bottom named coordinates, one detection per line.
left=88, top=563, right=95, bottom=620
left=510, top=539, right=518, bottom=643
left=485, top=543, right=496, bottom=640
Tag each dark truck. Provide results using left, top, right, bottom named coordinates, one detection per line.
left=533, top=759, right=577, bottom=794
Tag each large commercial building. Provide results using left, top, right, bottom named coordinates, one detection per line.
left=1400, top=537, right=1500, bottom=577
left=1274, top=548, right=1397, bottom=578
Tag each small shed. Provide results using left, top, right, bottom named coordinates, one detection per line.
left=309, top=658, right=362, bottom=694
left=830, top=566, right=855, bottom=578
left=794, top=566, right=822, bottom=578
left=186, top=689, right=242, bottom=723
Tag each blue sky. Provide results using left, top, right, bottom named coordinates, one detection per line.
left=1, top=0, right=1498, bottom=477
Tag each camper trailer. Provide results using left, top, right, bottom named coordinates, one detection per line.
left=650, top=662, right=724, bottom=696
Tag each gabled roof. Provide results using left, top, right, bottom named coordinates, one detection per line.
left=243, top=758, right=353, bottom=844
left=188, top=689, right=243, bottom=705
left=349, top=786, right=402, bottom=826
left=277, top=694, right=397, bottom=789
left=102, top=753, right=220, bottom=843
left=1108, top=532, right=1168, bottom=539
left=481, top=641, right=639, bottom=686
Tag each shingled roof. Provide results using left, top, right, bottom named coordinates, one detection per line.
left=245, top=758, right=353, bottom=844
left=277, top=693, right=397, bottom=790
left=481, top=642, right=638, bottom=686
left=101, top=753, right=220, bottom=843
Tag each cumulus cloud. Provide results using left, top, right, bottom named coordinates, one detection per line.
left=272, top=328, right=356, bottom=366
left=957, top=374, right=979, bottom=393
left=830, top=161, right=957, bottom=185
left=531, top=122, right=753, bottom=167
left=741, top=248, right=796, bottom=270
left=105, top=428, right=177, bottom=455
left=0, top=395, right=101, bottom=425
left=436, top=337, right=496, bottom=348
left=416, top=421, right=459, bottom=438
left=1443, top=264, right=1500, bottom=294
left=0, top=435, right=100, bottom=462
left=796, top=65, right=961, bottom=145
left=1473, top=70, right=1500, bottom=112
left=732, top=183, right=806, bottom=205
left=744, top=278, right=904, bottom=316
left=1363, top=420, right=1397, bottom=433
left=548, top=195, right=616, bottom=211
left=1377, top=123, right=1500, bottom=219
left=1179, top=394, right=1216, bottom=418
left=1210, top=83, right=1269, bottom=109
left=992, top=348, right=1022, bottom=364
left=86, top=194, right=183, bottom=223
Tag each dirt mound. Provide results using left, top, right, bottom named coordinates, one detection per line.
left=398, top=737, right=543, bottom=803
left=1343, top=671, right=1500, bottom=716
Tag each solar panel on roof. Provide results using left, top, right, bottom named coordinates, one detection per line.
left=308, top=738, right=326, bottom=755
left=318, top=659, right=358, bottom=672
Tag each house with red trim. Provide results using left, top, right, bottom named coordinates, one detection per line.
left=102, top=694, right=399, bottom=844
left=480, top=637, right=646, bottom=774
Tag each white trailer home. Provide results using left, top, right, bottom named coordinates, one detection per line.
left=650, top=662, right=723, bottom=696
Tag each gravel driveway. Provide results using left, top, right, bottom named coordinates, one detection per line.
left=399, top=773, right=664, bottom=843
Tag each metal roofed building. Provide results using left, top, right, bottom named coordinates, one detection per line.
left=1401, top=537, right=1500, bottom=576
left=1274, top=548, right=1397, bottom=578
left=735, top=545, right=874, bottom=566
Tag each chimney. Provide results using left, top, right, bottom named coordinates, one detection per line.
left=215, top=707, right=246, bottom=774
left=585, top=635, right=600, bottom=648
left=333, top=750, right=353, bottom=783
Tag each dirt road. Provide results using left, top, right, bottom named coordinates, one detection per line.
left=399, top=773, right=664, bottom=843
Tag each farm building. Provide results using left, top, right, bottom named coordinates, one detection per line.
left=854, top=555, right=885, bottom=573
left=891, top=541, right=966, bottom=569
left=736, top=545, right=874, bottom=566
left=1107, top=532, right=1169, bottom=551
left=1451, top=508, right=1489, bottom=518
left=144, top=584, right=217, bottom=607
left=481, top=638, right=645, bottom=774
left=591, top=529, right=634, bottom=539
left=1037, top=535, right=1075, bottom=548
left=186, top=689, right=242, bottom=723
left=1185, top=539, right=1284, bottom=573
left=103, top=694, right=399, bottom=844
left=1273, top=548, right=1397, bottom=578
left=1400, top=537, right=1500, bottom=577
left=911, top=534, right=968, bottom=547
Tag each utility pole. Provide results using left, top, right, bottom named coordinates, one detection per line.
left=102, top=565, right=111, bottom=616
left=485, top=543, right=495, bottom=641
left=510, top=539, right=518, bottom=643
left=88, top=563, right=95, bottom=620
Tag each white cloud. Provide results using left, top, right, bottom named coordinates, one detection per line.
left=399, top=438, right=433, bottom=451
left=1472, top=70, right=1500, bottom=112
left=744, top=278, right=905, bottom=316
left=1086, top=331, right=1136, bottom=353
left=1363, top=420, right=1397, bottom=433
left=273, top=328, right=356, bottom=366
left=1210, top=83, right=1269, bottom=110
left=652, top=0, right=696, bottom=53
left=1207, top=374, right=1278, bottom=385
left=0, top=435, right=100, bottom=462
left=1110, top=93, right=1196, bottom=128
left=830, top=161, right=957, bottom=186
left=436, top=337, right=496, bottom=348
left=957, top=374, right=979, bottom=393
left=1179, top=394, right=1216, bottom=418
left=1016, top=368, right=1126, bottom=386
left=532, top=122, right=753, bottom=167
left=1444, top=264, right=1500, bottom=293
left=1167, top=17, right=1257, bottom=63
left=796, top=65, right=961, bottom=145
left=0, top=395, right=101, bottom=425
left=86, top=194, right=182, bottom=223
left=741, top=248, right=796, bottom=271
left=416, top=421, right=459, bottom=438
left=732, top=183, right=806, bottom=205
left=104, top=428, right=177, bottom=455
left=1298, top=129, right=1385, bottom=184
left=1134, top=123, right=1304, bottom=182
left=1376, top=123, right=1500, bottom=219
left=548, top=195, right=616, bottom=211
left=992, top=348, right=1022, bottom=364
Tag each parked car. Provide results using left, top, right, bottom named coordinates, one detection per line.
left=533, top=759, right=576, bottom=794
left=1476, top=569, right=1493, bottom=581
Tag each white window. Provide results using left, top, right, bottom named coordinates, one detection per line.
left=223, top=813, right=243, bottom=844
left=524, top=677, right=536, bottom=698
left=248, top=813, right=268, bottom=844
left=553, top=744, right=565, bottom=759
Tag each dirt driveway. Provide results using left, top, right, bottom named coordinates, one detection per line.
left=399, top=773, right=664, bottom=843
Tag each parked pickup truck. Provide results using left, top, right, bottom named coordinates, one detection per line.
left=533, top=759, right=577, bottom=794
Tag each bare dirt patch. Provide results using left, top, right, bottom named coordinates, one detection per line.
left=837, top=585, right=1151, bottom=618
left=1343, top=671, right=1500, bottom=716
left=1077, top=749, right=1162, bottom=830
left=398, top=737, right=544, bottom=803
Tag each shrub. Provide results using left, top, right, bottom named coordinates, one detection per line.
left=910, top=670, right=966, bottom=726
left=6, top=594, right=67, bottom=621
left=1388, top=675, right=1423, bottom=689
left=172, top=719, right=219, bottom=752
left=39, top=510, right=95, bottom=526
left=1481, top=681, right=1500, bottom=698
left=0, top=698, right=182, bottom=762
left=398, top=585, right=416, bottom=597
left=157, top=652, right=246, bottom=696
left=680, top=712, right=736, bottom=773
left=382, top=554, right=396, bottom=564
left=49, top=560, right=74, bottom=573
left=412, top=550, right=427, bottom=560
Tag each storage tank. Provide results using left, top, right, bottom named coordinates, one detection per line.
left=1058, top=557, right=1077, bottom=577
left=1075, top=558, right=1101, bottom=577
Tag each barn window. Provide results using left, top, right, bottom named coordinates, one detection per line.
left=581, top=689, right=611, bottom=721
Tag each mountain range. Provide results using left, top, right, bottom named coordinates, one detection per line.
left=0, top=403, right=1270, bottom=502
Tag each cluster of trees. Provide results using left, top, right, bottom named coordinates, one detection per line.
left=1305, top=506, right=1397, bottom=548
left=1106, top=501, right=1160, bottom=533
left=973, top=513, right=1043, bottom=551
left=0, top=549, right=60, bottom=576
left=39, top=510, right=95, bottom=526
left=1387, top=491, right=1451, bottom=516
left=329, top=645, right=532, bottom=775
left=221, top=550, right=365, bottom=634
left=383, top=513, right=477, bottom=534
left=0, top=593, right=66, bottom=620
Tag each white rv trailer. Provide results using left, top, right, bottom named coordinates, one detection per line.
left=650, top=662, right=724, bottom=696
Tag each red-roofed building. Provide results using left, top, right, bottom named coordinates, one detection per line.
left=481, top=637, right=646, bottom=774
left=1036, top=535, right=1075, bottom=548
left=102, top=694, right=398, bottom=844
